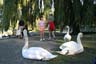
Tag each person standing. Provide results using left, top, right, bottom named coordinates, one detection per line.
left=18, top=19, right=25, bottom=38
left=48, top=13, right=56, bottom=40
left=38, top=16, right=45, bottom=41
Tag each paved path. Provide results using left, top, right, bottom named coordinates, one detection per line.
left=0, top=34, right=60, bottom=64
left=0, top=32, right=95, bottom=64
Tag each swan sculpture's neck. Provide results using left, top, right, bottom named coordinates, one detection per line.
left=77, top=33, right=83, bottom=49
left=67, top=26, right=70, bottom=34
left=23, top=29, right=28, bottom=49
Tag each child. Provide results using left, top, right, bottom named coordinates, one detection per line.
left=48, top=14, right=56, bottom=39
left=38, top=16, right=45, bottom=41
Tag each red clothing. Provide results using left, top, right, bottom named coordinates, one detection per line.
left=49, top=21, right=55, bottom=31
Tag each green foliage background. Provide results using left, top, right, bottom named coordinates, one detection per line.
left=0, top=0, right=96, bottom=33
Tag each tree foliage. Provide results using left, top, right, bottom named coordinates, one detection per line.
left=82, top=0, right=94, bottom=26
left=3, top=0, right=18, bottom=31
left=2, top=0, right=96, bottom=33
left=54, top=0, right=95, bottom=33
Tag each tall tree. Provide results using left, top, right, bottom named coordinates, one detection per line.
left=93, top=3, right=96, bottom=25
left=3, top=0, right=18, bottom=31
left=54, top=0, right=65, bottom=29
left=54, top=0, right=73, bottom=32
left=82, top=0, right=94, bottom=26
left=71, top=0, right=82, bottom=34
left=63, top=0, right=73, bottom=28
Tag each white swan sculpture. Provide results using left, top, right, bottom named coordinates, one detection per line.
left=22, top=29, right=57, bottom=60
left=63, top=26, right=71, bottom=42
left=57, top=32, right=84, bottom=55
left=60, top=26, right=72, bottom=49
left=0, top=34, right=2, bottom=39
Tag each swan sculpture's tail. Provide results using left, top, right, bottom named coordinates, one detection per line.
left=42, top=55, right=57, bottom=60
left=38, top=48, right=58, bottom=60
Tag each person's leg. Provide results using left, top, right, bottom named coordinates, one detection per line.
left=19, top=26, right=23, bottom=38
left=48, top=31, right=51, bottom=39
left=52, top=31, right=55, bottom=38
left=40, top=31, right=43, bottom=41
left=20, top=26, right=24, bottom=38
left=42, top=31, right=45, bottom=40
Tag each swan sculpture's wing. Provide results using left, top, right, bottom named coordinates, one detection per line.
left=22, top=47, right=43, bottom=60
left=37, top=47, right=58, bottom=60
left=59, top=41, right=80, bottom=55
left=60, top=41, right=77, bottom=50
left=75, top=44, right=84, bottom=54
left=22, top=47, right=57, bottom=60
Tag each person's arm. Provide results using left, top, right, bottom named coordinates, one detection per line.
left=47, top=22, right=50, bottom=30
left=38, top=21, right=41, bottom=29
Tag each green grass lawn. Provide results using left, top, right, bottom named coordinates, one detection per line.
left=47, top=34, right=96, bottom=64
